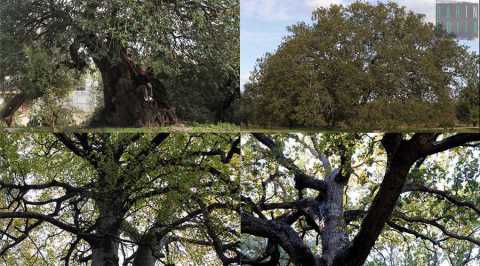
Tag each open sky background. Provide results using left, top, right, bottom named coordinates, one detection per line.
left=241, top=0, right=480, bottom=89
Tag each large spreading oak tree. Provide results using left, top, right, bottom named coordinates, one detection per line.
left=0, top=133, right=240, bottom=265
left=0, top=0, right=239, bottom=127
left=242, top=2, right=479, bottom=129
left=240, top=133, right=480, bottom=266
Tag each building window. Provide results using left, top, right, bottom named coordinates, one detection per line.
left=456, top=5, right=461, bottom=17
left=474, top=7, right=478, bottom=18
left=456, top=21, right=461, bottom=33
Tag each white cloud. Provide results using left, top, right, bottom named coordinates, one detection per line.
left=394, top=0, right=437, bottom=23
left=240, top=72, right=250, bottom=91
left=241, top=0, right=348, bottom=21
left=306, top=0, right=345, bottom=8
left=459, top=39, right=480, bottom=54
left=243, top=0, right=476, bottom=23
left=241, top=0, right=296, bottom=21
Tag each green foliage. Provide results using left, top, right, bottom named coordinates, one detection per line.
left=0, top=0, right=240, bottom=125
left=241, top=2, right=479, bottom=129
left=242, top=133, right=480, bottom=265
left=0, top=133, right=240, bottom=264
left=454, top=50, right=480, bottom=126
left=160, top=1, right=240, bottom=123
left=21, top=47, right=75, bottom=98
left=0, top=0, right=79, bottom=100
left=368, top=139, right=480, bottom=265
left=0, top=44, right=77, bottom=101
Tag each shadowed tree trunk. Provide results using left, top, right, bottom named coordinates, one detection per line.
left=332, top=135, right=419, bottom=266
left=80, top=2, right=176, bottom=127
left=0, top=54, right=178, bottom=127
left=320, top=170, right=348, bottom=265
left=1, top=31, right=178, bottom=128
left=132, top=244, right=156, bottom=266
left=90, top=177, right=125, bottom=266
left=132, top=232, right=169, bottom=266
left=91, top=206, right=121, bottom=266
left=88, top=54, right=177, bottom=127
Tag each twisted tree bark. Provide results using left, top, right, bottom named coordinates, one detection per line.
left=88, top=55, right=177, bottom=127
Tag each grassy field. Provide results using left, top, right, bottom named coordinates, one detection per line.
left=1, top=124, right=477, bottom=133
left=0, top=123, right=241, bottom=133
left=240, top=126, right=480, bottom=133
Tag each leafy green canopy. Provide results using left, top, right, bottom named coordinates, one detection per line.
left=242, top=2, right=479, bottom=129
left=0, top=0, right=239, bottom=124
left=0, top=133, right=240, bottom=265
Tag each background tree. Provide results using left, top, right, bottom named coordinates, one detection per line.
left=241, top=2, right=479, bottom=129
left=0, top=133, right=240, bottom=265
left=455, top=53, right=480, bottom=127
left=0, top=0, right=239, bottom=127
left=240, top=133, right=480, bottom=266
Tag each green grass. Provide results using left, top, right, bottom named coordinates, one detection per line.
left=0, top=123, right=241, bottom=133
left=1, top=122, right=478, bottom=134
left=2, top=126, right=477, bottom=134
left=240, top=126, right=479, bottom=133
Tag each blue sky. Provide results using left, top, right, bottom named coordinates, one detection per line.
left=241, top=0, right=480, bottom=89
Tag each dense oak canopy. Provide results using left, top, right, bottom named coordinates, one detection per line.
left=0, top=133, right=240, bottom=265
left=240, top=133, right=480, bottom=266
left=241, top=2, right=479, bottom=129
left=0, top=0, right=239, bottom=126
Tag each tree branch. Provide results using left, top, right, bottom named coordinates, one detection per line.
left=0, top=212, right=91, bottom=241
left=134, top=133, right=170, bottom=161
left=0, top=179, right=83, bottom=194
left=386, top=220, right=441, bottom=246
left=395, top=212, right=480, bottom=246
left=241, top=212, right=320, bottom=266
left=253, top=133, right=326, bottom=193
left=333, top=134, right=432, bottom=265
left=335, top=133, right=480, bottom=265
left=419, top=133, right=480, bottom=156
left=403, top=183, right=480, bottom=216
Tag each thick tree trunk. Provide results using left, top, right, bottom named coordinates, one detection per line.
left=91, top=198, right=122, bottom=266
left=91, top=217, right=120, bottom=266
left=90, top=60, right=177, bottom=127
left=321, top=173, right=347, bottom=265
left=132, top=229, right=168, bottom=266
left=91, top=236, right=119, bottom=266
left=132, top=244, right=156, bottom=266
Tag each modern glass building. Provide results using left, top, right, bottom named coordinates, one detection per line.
left=436, top=0, right=479, bottom=40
